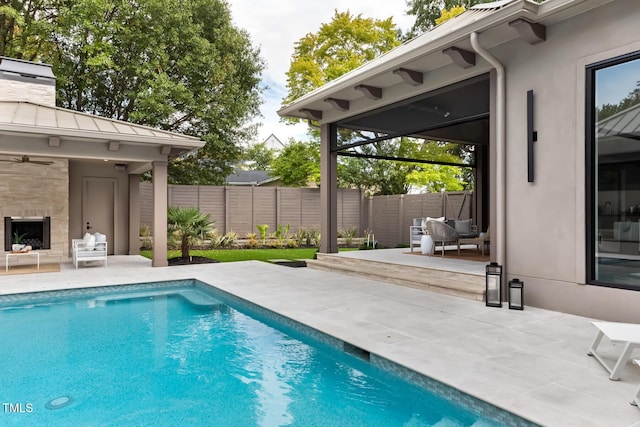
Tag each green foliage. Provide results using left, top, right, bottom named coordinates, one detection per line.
left=271, top=140, right=320, bottom=186
left=293, top=227, right=321, bottom=247
left=139, top=223, right=153, bottom=249
left=245, top=237, right=259, bottom=249
left=404, top=0, right=485, bottom=38
left=12, top=231, right=27, bottom=244
left=435, top=6, right=467, bottom=25
left=256, top=224, right=269, bottom=245
left=141, top=248, right=358, bottom=262
left=274, top=223, right=291, bottom=248
left=167, top=206, right=215, bottom=258
left=597, top=81, right=640, bottom=121
left=2, top=0, right=264, bottom=185
left=405, top=141, right=472, bottom=192
left=283, top=10, right=401, bottom=107
left=210, top=231, right=237, bottom=249
left=242, top=142, right=276, bottom=171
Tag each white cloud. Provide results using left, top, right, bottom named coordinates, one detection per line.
left=228, top=0, right=414, bottom=144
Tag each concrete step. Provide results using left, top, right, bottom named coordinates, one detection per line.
left=307, top=253, right=485, bottom=301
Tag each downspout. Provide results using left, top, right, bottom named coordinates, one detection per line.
left=470, top=32, right=506, bottom=271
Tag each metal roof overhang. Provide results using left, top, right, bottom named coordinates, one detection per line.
left=0, top=101, right=205, bottom=174
left=278, top=0, right=613, bottom=146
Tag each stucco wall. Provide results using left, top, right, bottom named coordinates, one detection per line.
left=0, top=157, right=69, bottom=262
left=496, top=0, right=640, bottom=321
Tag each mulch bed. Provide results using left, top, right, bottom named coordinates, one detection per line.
left=168, top=256, right=220, bottom=266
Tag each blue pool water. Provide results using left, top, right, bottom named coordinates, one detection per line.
left=0, top=281, right=531, bottom=426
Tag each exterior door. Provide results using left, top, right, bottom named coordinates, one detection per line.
left=82, top=177, right=116, bottom=255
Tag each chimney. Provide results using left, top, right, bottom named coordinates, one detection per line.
left=0, top=56, right=56, bottom=106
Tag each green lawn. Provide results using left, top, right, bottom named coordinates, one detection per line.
left=140, top=247, right=358, bottom=263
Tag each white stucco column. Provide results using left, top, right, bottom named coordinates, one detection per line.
left=128, top=174, right=141, bottom=255
left=320, top=123, right=338, bottom=253
left=152, top=161, right=168, bottom=267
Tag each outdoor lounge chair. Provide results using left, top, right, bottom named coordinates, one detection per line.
left=587, top=321, right=640, bottom=380
left=425, top=220, right=460, bottom=258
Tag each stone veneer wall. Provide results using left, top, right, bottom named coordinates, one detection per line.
left=0, top=157, right=69, bottom=262
left=0, top=79, right=56, bottom=106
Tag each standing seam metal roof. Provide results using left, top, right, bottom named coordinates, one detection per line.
left=0, top=101, right=203, bottom=147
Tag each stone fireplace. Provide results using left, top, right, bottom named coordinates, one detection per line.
left=4, top=216, right=51, bottom=251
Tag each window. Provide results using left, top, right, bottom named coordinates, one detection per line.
left=587, top=52, right=640, bottom=289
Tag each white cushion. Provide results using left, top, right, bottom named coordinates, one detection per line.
left=426, top=216, right=445, bottom=222
left=94, top=232, right=106, bottom=243
left=83, top=232, right=96, bottom=250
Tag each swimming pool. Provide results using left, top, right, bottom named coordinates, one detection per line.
left=0, top=280, right=534, bottom=426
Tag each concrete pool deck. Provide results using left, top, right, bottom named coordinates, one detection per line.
left=1, top=252, right=639, bottom=426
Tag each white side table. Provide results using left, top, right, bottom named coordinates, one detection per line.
left=420, top=235, right=434, bottom=255
left=6, top=251, right=40, bottom=272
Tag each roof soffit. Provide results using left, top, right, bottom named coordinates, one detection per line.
left=278, top=0, right=541, bottom=122
left=278, top=0, right=610, bottom=124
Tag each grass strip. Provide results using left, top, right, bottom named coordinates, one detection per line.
left=140, top=248, right=358, bottom=263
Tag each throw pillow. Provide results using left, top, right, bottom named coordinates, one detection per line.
left=455, top=219, right=472, bottom=235
left=83, top=232, right=96, bottom=250
left=426, top=216, right=445, bottom=222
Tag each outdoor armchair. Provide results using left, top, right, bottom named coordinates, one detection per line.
left=425, top=220, right=460, bottom=257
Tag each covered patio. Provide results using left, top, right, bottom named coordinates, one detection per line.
left=0, top=56, right=204, bottom=267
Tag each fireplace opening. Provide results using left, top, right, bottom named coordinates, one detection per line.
left=4, top=216, right=51, bottom=251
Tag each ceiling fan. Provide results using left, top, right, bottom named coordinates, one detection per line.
left=0, top=155, right=53, bottom=165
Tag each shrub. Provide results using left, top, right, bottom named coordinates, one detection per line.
left=285, top=239, right=298, bottom=248
left=167, top=207, right=215, bottom=258
left=245, top=238, right=259, bottom=249
left=256, top=224, right=269, bottom=245
left=140, top=223, right=153, bottom=249
left=211, top=231, right=237, bottom=248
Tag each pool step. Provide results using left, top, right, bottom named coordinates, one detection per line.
left=307, top=253, right=485, bottom=301
left=91, top=289, right=223, bottom=307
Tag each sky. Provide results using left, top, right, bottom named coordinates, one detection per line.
left=227, top=0, right=415, bottom=147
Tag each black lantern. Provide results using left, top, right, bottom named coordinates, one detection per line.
left=508, top=278, right=524, bottom=310
left=485, top=262, right=502, bottom=307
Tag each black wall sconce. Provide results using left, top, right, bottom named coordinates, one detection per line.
left=508, top=278, right=524, bottom=310
left=527, top=90, right=537, bottom=183
left=485, top=262, right=503, bottom=307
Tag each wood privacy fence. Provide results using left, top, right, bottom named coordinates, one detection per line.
left=139, top=183, right=473, bottom=248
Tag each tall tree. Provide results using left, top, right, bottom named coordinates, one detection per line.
left=283, top=10, right=401, bottom=106
left=404, top=0, right=482, bottom=38
left=2, top=0, right=264, bottom=185
left=0, top=0, right=58, bottom=59
left=283, top=11, right=413, bottom=194
left=270, top=140, right=320, bottom=187
left=240, top=141, right=277, bottom=171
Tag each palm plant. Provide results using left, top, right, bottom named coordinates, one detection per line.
left=167, top=207, right=215, bottom=259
